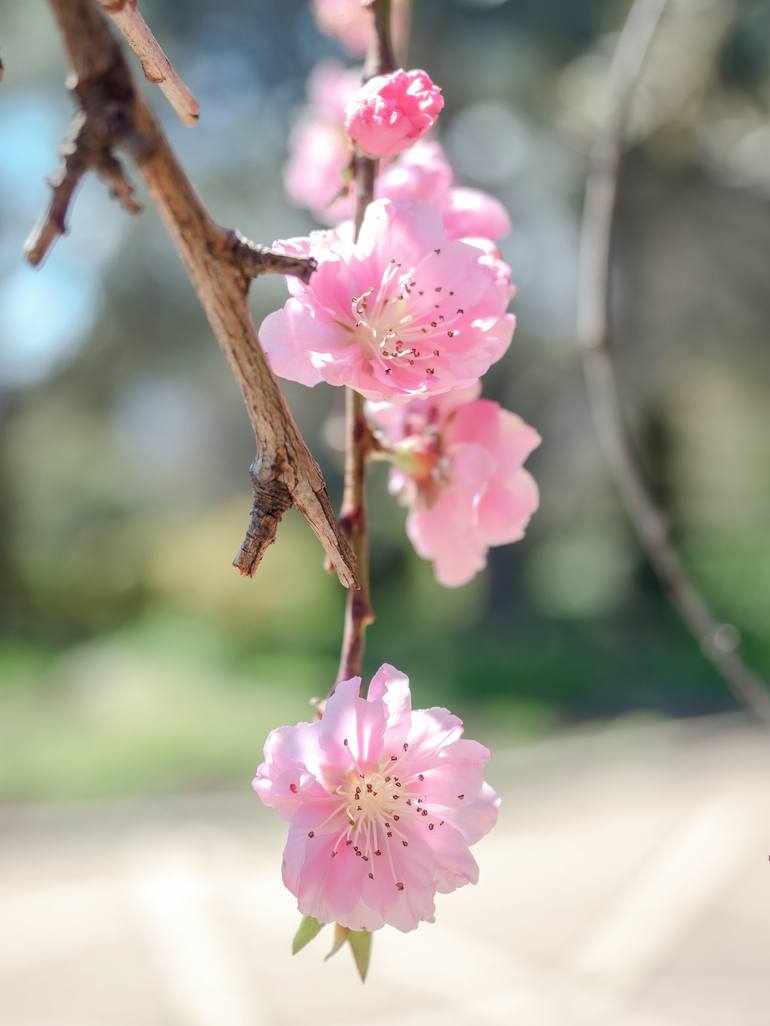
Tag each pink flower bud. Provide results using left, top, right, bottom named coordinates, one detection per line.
left=345, top=68, right=444, bottom=159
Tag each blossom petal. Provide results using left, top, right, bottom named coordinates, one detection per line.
left=478, top=468, right=540, bottom=547
left=259, top=301, right=335, bottom=387
left=442, top=187, right=512, bottom=241
left=320, top=675, right=387, bottom=770
left=428, top=819, right=481, bottom=893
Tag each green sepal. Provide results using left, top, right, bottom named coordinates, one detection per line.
left=292, top=915, right=325, bottom=955
left=324, top=923, right=349, bottom=961
left=347, top=929, right=373, bottom=982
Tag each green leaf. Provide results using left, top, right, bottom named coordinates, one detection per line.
left=324, top=923, right=349, bottom=961
left=292, top=915, right=325, bottom=955
left=347, top=929, right=373, bottom=982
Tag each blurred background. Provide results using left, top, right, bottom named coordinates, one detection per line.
left=1, top=1, right=769, bottom=1023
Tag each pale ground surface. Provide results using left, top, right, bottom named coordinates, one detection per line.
left=1, top=714, right=769, bottom=1026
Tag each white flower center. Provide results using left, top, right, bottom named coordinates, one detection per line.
left=343, top=254, right=465, bottom=380
left=306, top=741, right=447, bottom=892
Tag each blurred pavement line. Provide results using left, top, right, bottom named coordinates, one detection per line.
left=571, top=791, right=760, bottom=988
left=123, top=849, right=266, bottom=1026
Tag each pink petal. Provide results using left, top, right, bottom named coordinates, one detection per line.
left=442, top=186, right=512, bottom=241
left=477, top=468, right=540, bottom=547
left=320, top=675, right=387, bottom=770
left=259, top=301, right=334, bottom=387
left=368, top=663, right=412, bottom=748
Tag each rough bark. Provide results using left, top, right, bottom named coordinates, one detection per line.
left=28, top=0, right=358, bottom=588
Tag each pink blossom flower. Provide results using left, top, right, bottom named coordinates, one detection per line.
left=285, top=121, right=353, bottom=225
left=312, top=0, right=372, bottom=57
left=312, top=0, right=411, bottom=60
left=253, top=664, right=500, bottom=932
left=259, top=198, right=516, bottom=402
left=284, top=62, right=360, bottom=225
left=377, top=141, right=512, bottom=242
left=367, top=386, right=540, bottom=586
left=345, top=69, right=445, bottom=159
left=287, top=107, right=512, bottom=237
left=305, top=60, right=362, bottom=119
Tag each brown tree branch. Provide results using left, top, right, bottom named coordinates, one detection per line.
left=336, top=0, right=397, bottom=684
left=577, top=0, right=770, bottom=723
left=31, top=0, right=358, bottom=590
left=97, top=0, right=200, bottom=126
left=224, top=230, right=317, bottom=284
left=25, top=109, right=141, bottom=267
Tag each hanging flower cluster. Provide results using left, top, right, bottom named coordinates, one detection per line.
left=267, top=11, right=539, bottom=583
left=254, top=0, right=540, bottom=971
left=284, top=61, right=510, bottom=240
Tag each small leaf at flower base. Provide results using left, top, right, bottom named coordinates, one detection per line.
left=324, top=923, right=349, bottom=961
left=347, top=929, right=372, bottom=982
left=292, top=915, right=325, bottom=955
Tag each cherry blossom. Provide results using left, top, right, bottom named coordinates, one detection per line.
left=367, top=385, right=540, bottom=586
left=345, top=69, right=444, bottom=159
left=312, top=0, right=410, bottom=60
left=378, top=141, right=512, bottom=241
left=287, top=97, right=512, bottom=237
left=312, top=0, right=372, bottom=56
left=284, top=61, right=360, bottom=225
left=253, top=664, right=500, bottom=932
left=259, top=198, right=516, bottom=403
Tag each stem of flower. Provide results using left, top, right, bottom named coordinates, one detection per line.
left=337, top=387, right=375, bottom=683
left=336, top=0, right=395, bottom=684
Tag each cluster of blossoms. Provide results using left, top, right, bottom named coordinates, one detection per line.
left=285, top=62, right=510, bottom=240
left=270, top=28, right=539, bottom=587
left=255, top=0, right=538, bottom=950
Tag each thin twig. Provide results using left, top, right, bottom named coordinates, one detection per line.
left=225, top=230, right=317, bottom=284
left=577, top=0, right=770, bottom=723
left=337, top=387, right=375, bottom=682
left=97, top=0, right=200, bottom=126
left=336, top=0, right=397, bottom=684
left=25, top=109, right=141, bottom=267
left=32, top=0, right=358, bottom=590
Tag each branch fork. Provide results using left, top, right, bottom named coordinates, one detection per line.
left=29, top=0, right=357, bottom=590
left=25, top=57, right=142, bottom=267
